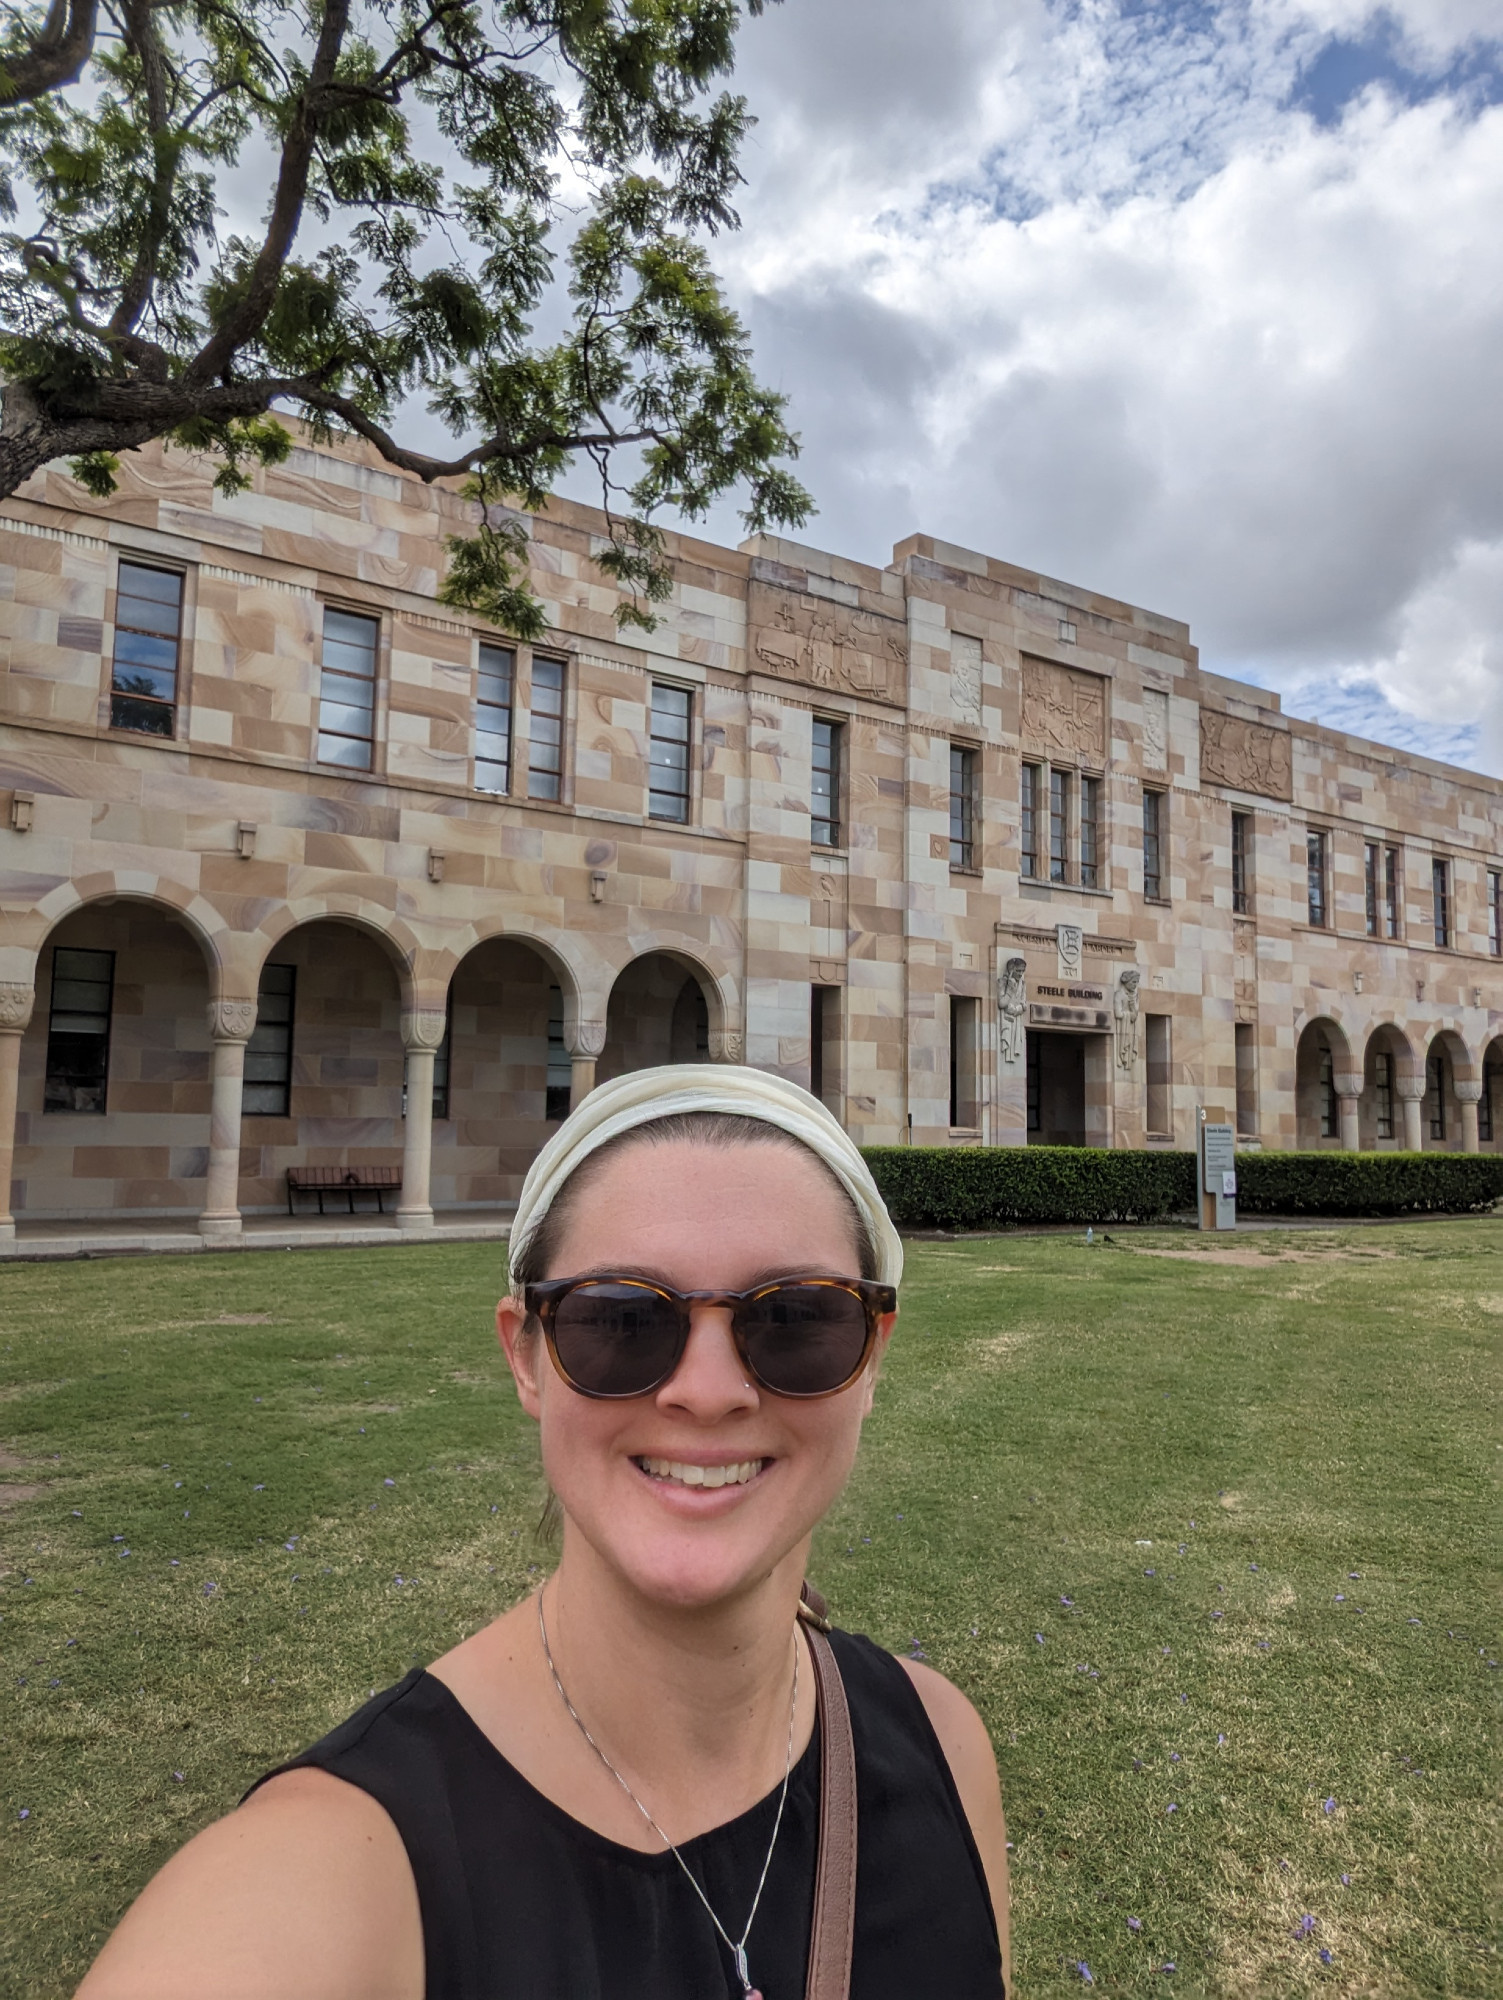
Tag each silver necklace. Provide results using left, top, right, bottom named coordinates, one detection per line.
left=537, top=1586, right=799, bottom=2000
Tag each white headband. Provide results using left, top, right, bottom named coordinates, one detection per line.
left=507, top=1064, right=904, bottom=1290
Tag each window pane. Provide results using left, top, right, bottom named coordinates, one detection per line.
left=118, top=562, right=183, bottom=607
left=111, top=694, right=175, bottom=736
left=1080, top=776, right=1099, bottom=888
left=812, top=719, right=841, bottom=846
left=243, top=964, right=296, bottom=1117
left=1143, top=790, right=1163, bottom=899
left=317, top=732, right=373, bottom=769
left=324, top=608, right=380, bottom=655
left=1049, top=768, right=1069, bottom=882
left=1306, top=832, right=1326, bottom=926
left=115, top=593, right=181, bottom=638
left=316, top=698, right=378, bottom=739
left=45, top=946, right=113, bottom=1113
left=949, top=745, right=976, bottom=868
left=1021, top=764, right=1039, bottom=877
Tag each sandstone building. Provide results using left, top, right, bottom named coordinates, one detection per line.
left=0, top=432, right=1499, bottom=1242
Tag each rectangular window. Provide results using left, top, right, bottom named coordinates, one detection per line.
left=810, top=985, right=840, bottom=1109
left=1306, top=830, right=1327, bottom=928
left=1145, top=1013, right=1172, bottom=1136
left=949, top=745, right=977, bottom=870
left=110, top=562, right=184, bottom=737
left=1427, top=1052, right=1446, bottom=1140
left=1480, top=1061, right=1498, bottom=1144
left=811, top=719, right=842, bottom=848
left=949, top=995, right=979, bottom=1129
left=1490, top=871, right=1502, bottom=957
left=1026, top=1034, right=1041, bottom=1134
left=316, top=607, right=379, bottom=770
left=1080, top=775, right=1101, bottom=889
left=649, top=681, right=693, bottom=822
left=1020, top=763, right=1042, bottom=879
left=1049, top=767, right=1070, bottom=883
left=1234, top=1022, right=1257, bottom=1135
left=1431, top=857, right=1450, bottom=948
left=1384, top=846, right=1401, bottom=938
left=546, top=984, right=571, bottom=1120
left=1364, top=842, right=1380, bottom=937
left=529, top=656, right=566, bottom=801
left=44, top=946, right=114, bottom=1113
left=1232, top=812, right=1252, bottom=916
left=1318, top=1042, right=1337, bottom=1138
left=431, top=1002, right=451, bottom=1121
left=1143, top=789, right=1165, bottom=901
left=475, top=642, right=514, bottom=794
left=1374, top=1051, right=1394, bottom=1140
left=242, top=964, right=296, bottom=1117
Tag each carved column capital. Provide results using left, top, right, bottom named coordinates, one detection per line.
left=1394, top=1074, right=1427, bottom=1102
left=564, top=1018, right=606, bottom=1058
left=206, top=997, right=258, bottom=1043
left=400, top=1008, right=449, bottom=1053
left=0, top=982, right=35, bottom=1033
left=708, top=1027, right=744, bottom=1064
left=1333, top=1073, right=1363, bottom=1100
left=1452, top=1079, right=1483, bottom=1104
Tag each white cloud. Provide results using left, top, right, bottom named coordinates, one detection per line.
left=669, top=0, right=1503, bottom=776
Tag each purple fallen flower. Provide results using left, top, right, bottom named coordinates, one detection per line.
left=1162, top=1645, right=1171, bottom=1654
left=1077, top=1965, right=1093, bottom=1985
left=1217, top=1733, right=1226, bottom=1745
left=1061, top=1595, right=1073, bottom=1606
left=1340, top=1873, right=1350, bottom=1886
left=1035, top=1633, right=1046, bottom=1644
left=1212, top=1610, right=1223, bottom=1619
left=203, top=1581, right=217, bottom=1596
left=1323, top=1797, right=1336, bottom=1814
left=1334, top=1594, right=1345, bottom=1602
left=1348, top=1573, right=1360, bottom=1580
left=1145, top=1568, right=1156, bottom=1576
left=1170, top=1752, right=1180, bottom=1762
left=18, top=1808, right=29, bottom=1820
left=1319, top=1948, right=1333, bottom=1964
left=253, top=1484, right=264, bottom=1492
left=283, top=1541, right=297, bottom=1553
left=1161, top=1963, right=1176, bottom=1975
left=1295, top=1914, right=1316, bottom=1938
left=172, top=1771, right=184, bottom=1782
left=1166, top=1802, right=1178, bottom=1813
left=1279, top=1859, right=1291, bottom=1870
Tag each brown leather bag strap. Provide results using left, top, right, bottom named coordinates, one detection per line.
left=798, top=1582, right=857, bottom=2000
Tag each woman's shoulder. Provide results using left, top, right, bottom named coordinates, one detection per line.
left=75, top=1761, right=423, bottom=2000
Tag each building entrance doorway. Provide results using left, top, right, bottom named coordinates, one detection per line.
left=1027, top=1030, right=1086, bottom=1146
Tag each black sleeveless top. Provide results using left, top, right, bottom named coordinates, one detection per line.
left=258, top=1629, right=1004, bottom=2000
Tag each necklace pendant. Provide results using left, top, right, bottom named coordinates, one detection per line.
left=734, top=1943, right=761, bottom=1999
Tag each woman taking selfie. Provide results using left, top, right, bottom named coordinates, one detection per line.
left=79, top=1067, right=1010, bottom=2000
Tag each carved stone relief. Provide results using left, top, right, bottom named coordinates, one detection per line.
left=708, top=1027, right=744, bottom=1063
left=0, top=982, right=36, bottom=1032
left=400, top=1008, right=450, bottom=1052
left=206, top=997, right=258, bottom=1042
left=950, top=633, right=983, bottom=727
left=748, top=580, right=906, bottom=706
left=1020, top=657, right=1107, bottom=761
left=1200, top=711, right=1293, bottom=801
left=567, top=1018, right=607, bottom=1058
left=1142, top=688, right=1169, bottom=772
left=1056, top=924, right=1084, bottom=980
left=1113, top=968, right=1141, bottom=1070
left=997, top=956, right=1027, bottom=1066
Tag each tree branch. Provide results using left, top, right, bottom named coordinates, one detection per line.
left=183, top=0, right=352, bottom=384
left=296, top=386, right=663, bottom=482
left=0, top=0, right=97, bottom=104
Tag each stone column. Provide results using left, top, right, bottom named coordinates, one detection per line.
left=1334, top=1073, right=1363, bottom=1152
left=1454, top=1079, right=1482, bottom=1154
left=1395, top=1073, right=1425, bottom=1152
left=398, top=1008, right=447, bottom=1230
left=0, top=982, right=35, bottom=1245
left=200, top=998, right=258, bottom=1240
left=565, top=1019, right=606, bottom=1112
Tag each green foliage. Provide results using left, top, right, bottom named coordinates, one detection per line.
left=0, top=0, right=808, bottom=632
left=863, top=1145, right=1503, bottom=1230
left=1235, top=1149, right=1503, bottom=1217
left=863, top=1146, right=1198, bottom=1229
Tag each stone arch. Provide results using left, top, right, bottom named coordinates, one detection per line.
left=246, top=895, right=424, bottom=1013
left=1294, top=1015, right=1354, bottom=1150
left=1419, top=1025, right=1476, bottom=1151
left=11, top=874, right=229, bottom=990
left=617, top=932, right=741, bottom=1057
left=599, top=942, right=739, bottom=1086
left=13, top=888, right=225, bottom=1219
left=428, top=911, right=604, bottom=1047
left=1481, top=1033, right=1503, bottom=1151
left=1358, top=1019, right=1418, bottom=1150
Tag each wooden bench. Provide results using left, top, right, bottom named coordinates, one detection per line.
left=286, top=1165, right=402, bottom=1216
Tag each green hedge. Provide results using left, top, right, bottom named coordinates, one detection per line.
left=861, top=1145, right=1503, bottom=1229
left=1234, top=1149, right=1503, bottom=1217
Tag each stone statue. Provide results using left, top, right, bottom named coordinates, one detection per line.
left=1114, top=968, right=1141, bottom=1069
left=997, top=956, right=1027, bottom=1066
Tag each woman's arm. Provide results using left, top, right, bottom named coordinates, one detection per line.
left=897, top=1658, right=1012, bottom=1994
left=74, top=1768, right=423, bottom=2000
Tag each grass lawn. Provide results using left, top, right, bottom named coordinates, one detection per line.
left=1, top=1220, right=1498, bottom=1998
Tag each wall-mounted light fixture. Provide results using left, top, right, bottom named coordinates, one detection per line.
left=590, top=871, right=607, bottom=903
left=427, top=848, right=446, bottom=883
left=236, top=821, right=257, bottom=859
left=9, top=791, right=34, bottom=833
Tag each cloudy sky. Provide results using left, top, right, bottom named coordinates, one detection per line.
left=640, top=0, right=1503, bottom=776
